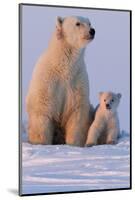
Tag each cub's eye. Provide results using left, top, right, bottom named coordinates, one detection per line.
left=111, top=99, right=114, bottom=102
left=76, top=22, right=81, bottom=26
left=104, top=99, right=106, bottom=102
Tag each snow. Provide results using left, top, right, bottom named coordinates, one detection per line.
left=21, top=130, right=130, bottom=195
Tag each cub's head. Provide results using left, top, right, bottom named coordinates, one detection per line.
left=55, top=16, right=95, bottom=49
left=99, top=92, right=122, bottom=112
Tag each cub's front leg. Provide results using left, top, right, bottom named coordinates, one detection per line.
left=85, top=119, right=105, bottom=147
left=106, top=117, right=119, bottom=144
left=106, top=127, right=119, bottom=144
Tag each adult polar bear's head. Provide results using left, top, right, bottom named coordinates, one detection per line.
left=56, top=16, right=95, bottom=49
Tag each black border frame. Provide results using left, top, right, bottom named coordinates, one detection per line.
left=19, top=3, right=132, bottom=197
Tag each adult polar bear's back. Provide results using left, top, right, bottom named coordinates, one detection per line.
left=26, top=16, right=95, bottom=146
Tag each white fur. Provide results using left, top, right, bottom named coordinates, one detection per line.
left=26, top=16, right=95, bottom=146
left=86, top=92, right=121, bottom=146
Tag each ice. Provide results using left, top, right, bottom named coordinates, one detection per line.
left=21, top=129, right=130, bottom=195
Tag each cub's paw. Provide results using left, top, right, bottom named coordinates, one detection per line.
left=85, top=143, right=95, bottom=147
left=106, top=140, right=117, bottom=145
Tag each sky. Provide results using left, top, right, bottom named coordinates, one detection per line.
left=21, top=5, right=130, bottom=132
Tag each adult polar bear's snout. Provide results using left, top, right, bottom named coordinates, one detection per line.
left=56, top=16, right=95, bottom=48
left=26, top=16, right=95, bottom=147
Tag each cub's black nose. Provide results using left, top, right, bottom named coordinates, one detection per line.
left=106, top=104, right=110, bottom=109
left=90, top=28, right=95, bottom=36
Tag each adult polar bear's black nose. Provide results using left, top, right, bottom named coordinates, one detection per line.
left=89, top=28, right=95, bottom=36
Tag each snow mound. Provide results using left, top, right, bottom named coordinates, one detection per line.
left=21, top=130, right=130, bottom=195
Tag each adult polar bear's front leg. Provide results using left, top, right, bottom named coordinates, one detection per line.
left=28, top=114, right=54, bottom=145
left=65, top=106, right=90, bottom=147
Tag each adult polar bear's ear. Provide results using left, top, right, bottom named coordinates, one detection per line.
left=56, top=16, right=64, bottom=40
left=117, top=93, right=122, bottom=99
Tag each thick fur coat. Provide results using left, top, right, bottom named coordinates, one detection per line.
left=26, top=16, right=95, bottom=146
left=86, top=92, right=121, bottom=146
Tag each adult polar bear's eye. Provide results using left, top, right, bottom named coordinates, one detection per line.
left=111, top=99, right=114, bottom=102
left=76, top=22, right=81, bottom=26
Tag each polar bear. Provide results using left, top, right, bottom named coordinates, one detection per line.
left=26, top=16, right=95, bottom=146
left=85, top=92, right=121, bottom=146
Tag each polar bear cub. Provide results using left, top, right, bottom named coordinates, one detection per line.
left=86, top=92, right=122, bottom=146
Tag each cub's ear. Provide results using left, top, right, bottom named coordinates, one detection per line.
left=56, top=16, right=64, bottom=40
left=117, top=93, right=122, bottom=99
left=99, top=92, right=103, bottom=97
